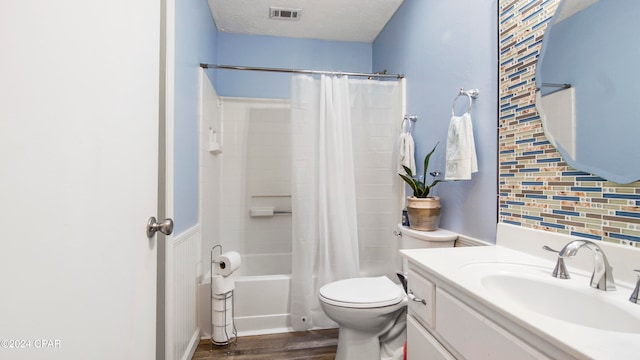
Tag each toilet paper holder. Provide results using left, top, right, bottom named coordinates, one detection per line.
left=211, top=244, right=229, bottom=278
left=210, top=244, right=238, bottom=346
left=211, top=244, right=224, bottom=266
left=212, top=247, right=242, bottom=276
left=212, top=244, right=235, bottom=273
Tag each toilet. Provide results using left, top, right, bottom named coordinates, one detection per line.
left=319, top=224, right=457, bottom=360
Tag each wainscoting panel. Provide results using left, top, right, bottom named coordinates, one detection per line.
left=172, top=225, right=201, bottom=360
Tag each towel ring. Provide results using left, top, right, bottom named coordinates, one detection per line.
left=451, top=88, right=479, bottom=116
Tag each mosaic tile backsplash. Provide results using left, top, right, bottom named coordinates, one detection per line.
left=498, top=0, right=640, bottom=246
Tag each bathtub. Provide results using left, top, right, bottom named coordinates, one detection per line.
left=198, top=271, right=293, bottom=338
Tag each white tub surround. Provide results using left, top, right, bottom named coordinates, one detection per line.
left=401, top=223, right=640, bottom=360
left=199, top=273, right=293, bottom=337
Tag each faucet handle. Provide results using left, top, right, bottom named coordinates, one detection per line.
left=551, top=257, right=571, bottom=279
left=629, top=270, right=640, bottom=304
left=543, top=245, right=571, bottom=279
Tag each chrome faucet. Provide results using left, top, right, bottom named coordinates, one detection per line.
left=545, top=240, right=616, bottom=291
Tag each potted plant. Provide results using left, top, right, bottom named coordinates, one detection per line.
left=399, top=143, right=443, bottom=231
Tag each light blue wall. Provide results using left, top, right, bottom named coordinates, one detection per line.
left=173, top=1, right=498, bottom=240
left=373, top=0, right=498, bottom=242
left=173, top=22, right=371, bottom=234
left=214, top=33, right=372, bottom=99
left=174, top=0, right=218, bottom=235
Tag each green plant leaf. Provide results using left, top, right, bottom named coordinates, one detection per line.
left=415, top=182, right=427, bottom=197
left=399, top=174, right=419, bottom=195
left=402, top=165, right=414, bottom=177
left=429, top=179, right=444, bottom=188
left=422, top=143, right=438, bottom=184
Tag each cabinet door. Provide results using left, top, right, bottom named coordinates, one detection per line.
left=436, top=288, right=548, bottom=360
left=407, top=315, right=455, bottom=360
left=408, top=269, right=436, bottom=328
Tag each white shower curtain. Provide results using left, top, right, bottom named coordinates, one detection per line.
left=290, top=74, right=403, bottom=331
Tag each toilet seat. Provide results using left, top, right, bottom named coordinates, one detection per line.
left=319, top=276, right=405, bottom=308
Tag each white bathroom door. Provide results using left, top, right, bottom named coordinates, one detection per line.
left=0, top=1, right=161, bottom=359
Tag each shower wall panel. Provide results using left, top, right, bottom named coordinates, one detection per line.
left=219, top=97, right=292, bottom=276
left=245, top=107, right=293, bottom=275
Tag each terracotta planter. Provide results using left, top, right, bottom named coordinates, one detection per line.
left=406, top=196, right=441, bottom=231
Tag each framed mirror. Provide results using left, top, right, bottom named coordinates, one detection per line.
left=536, top=0, right=640, bottom=184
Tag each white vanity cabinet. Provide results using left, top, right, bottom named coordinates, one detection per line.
left=406, top=266, right=548, bottom=360
left=407, top=315, right=454, bottom=360
left=402, top=224, right=640, bottom=359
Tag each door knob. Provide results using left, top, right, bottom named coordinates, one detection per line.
left=147, top=217, right=174, bottom=238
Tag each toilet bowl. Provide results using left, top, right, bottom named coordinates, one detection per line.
left=318, top=225, right=458, bottom=360
left=319, top=276, right=407, bottom=360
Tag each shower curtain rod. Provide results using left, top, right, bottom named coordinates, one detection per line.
left=200, top=64, right=405, bottom=79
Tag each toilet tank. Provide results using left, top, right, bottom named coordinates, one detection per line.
left=398, top=224, right=457, bottom=249
left=396, top=224, right=458, bottom=278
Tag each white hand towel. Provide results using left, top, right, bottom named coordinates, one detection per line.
left=445, top=112, right=478, bottom=180
left=399, top=132, right=416, bottom=175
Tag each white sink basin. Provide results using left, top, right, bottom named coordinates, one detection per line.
left=460, top=262, right=640, bottom=333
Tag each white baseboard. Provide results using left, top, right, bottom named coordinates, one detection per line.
left=181, top=328, right=200, bottom=360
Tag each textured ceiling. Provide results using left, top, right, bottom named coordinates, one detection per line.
left=208, top=0, right=404, bottom=43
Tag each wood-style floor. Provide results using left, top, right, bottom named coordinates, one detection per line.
left=191, top=329, right=339, bottom=360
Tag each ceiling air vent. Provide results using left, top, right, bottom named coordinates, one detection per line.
left=270, top=7, right=301, bottom=20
